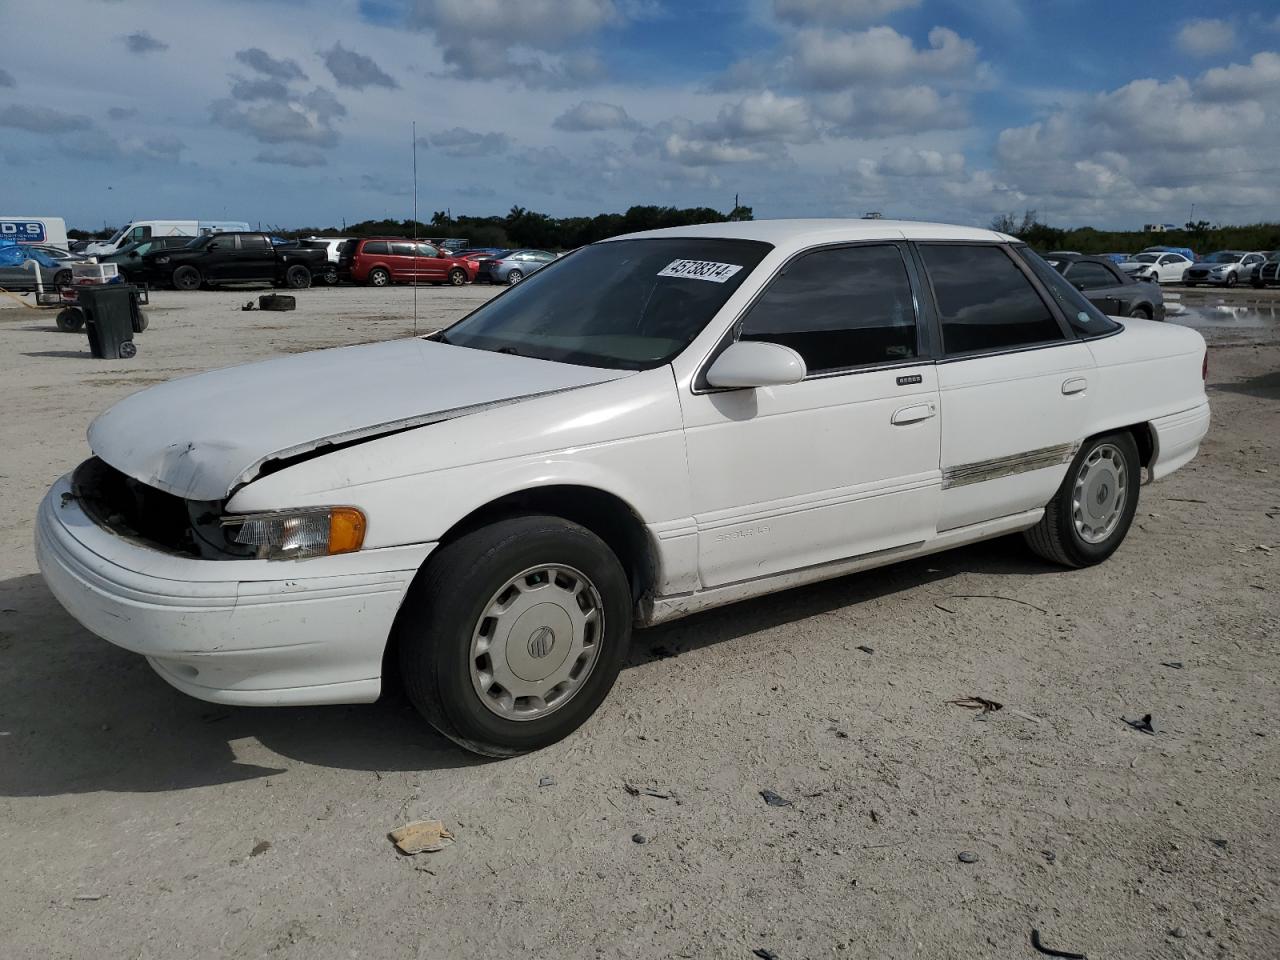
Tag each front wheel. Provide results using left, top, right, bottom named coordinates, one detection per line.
left=1225, top=273, right=1238, bottom=288
left=320, top=266, right=338, bottom=285
left=396, top=515, right=632, bottom=757
left=53, top=269, right=72, bottom=288
left=1128, top=305, right=1152, bottom=319
left=55, top=308, right=84, bottom=332
left=1024, top=432, right=1141, bottom=568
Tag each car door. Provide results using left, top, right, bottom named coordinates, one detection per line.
left=1066, top=260, right=1123, bottom=315
left=1158, top=254, right=1184, bottom=283
left=916, top=243, right=1094, bottom=532
left=234, top=233, right=273, bottom=280
left=416, top=243, right=446, bottom=281
left=200, top=236, right=234, bottom=280
left=679, top=242, right=942, bottom=588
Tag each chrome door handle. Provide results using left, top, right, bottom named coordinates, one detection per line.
left=1062, top=377, right=1088, bottom=395
left=891, top=402, right=936, bottom=425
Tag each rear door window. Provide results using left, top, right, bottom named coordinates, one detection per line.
left=1067, top=261, right=1118, bottom=290
left=919, top=244, right=1065, bottom=355
left=740, top=243, right=919, bottom=374
left=238, top=234, right=269, bottom=250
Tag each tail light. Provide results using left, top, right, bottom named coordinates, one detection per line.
left=1202, top=350, right=1208, bottom=381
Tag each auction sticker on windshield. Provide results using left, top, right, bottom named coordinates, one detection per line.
left=657, top=259, right=744, bottom=283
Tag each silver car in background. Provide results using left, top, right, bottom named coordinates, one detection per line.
left=1183, top=250, right=1267, bottom=287
left=476, top=249, right=557, bottom=285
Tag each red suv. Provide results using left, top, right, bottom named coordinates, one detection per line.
left=340, top=238, right=477, bottom=286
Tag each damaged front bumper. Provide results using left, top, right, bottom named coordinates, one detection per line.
left=35, top=474, right=434, bottom=706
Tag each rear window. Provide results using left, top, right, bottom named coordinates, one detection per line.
left=362, top=241, right=390, bottom=255
left=1015, top=247, right=1122, bottom=338
left=919, top=244, right=1065, bottom=355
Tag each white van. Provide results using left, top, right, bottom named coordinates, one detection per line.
left=0, top=217, right=69, bottom=250
left=85, top=219, right=251, bottom=256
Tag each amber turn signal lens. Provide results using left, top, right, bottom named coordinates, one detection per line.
left=328, top=508, right=366, bottom=555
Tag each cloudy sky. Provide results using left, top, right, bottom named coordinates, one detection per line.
left=4, top=0, right=1280, bottom=231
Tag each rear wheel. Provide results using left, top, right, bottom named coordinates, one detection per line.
left=448, top=268, right=466, bottom=286
left=285, top=264, right=311, bottom=289
left=172, top=265, right=201, bottom=291
left=396, top=515, right=632, bottom=757
left=320, top=266, right=339, bottom=285
left=368, top=268, right=390, bottom=287
left=506, top=269, right=524, bottom=285
left=1024, top=432, right=1141, bottom=568
left=55, top=308, right=83, bottom=332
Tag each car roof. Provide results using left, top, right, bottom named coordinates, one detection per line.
left=604, top=218, right=1014, bottom=247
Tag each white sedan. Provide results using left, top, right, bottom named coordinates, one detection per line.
left=1118, top=251, right=1192, bottom=284
left=37, top=220, right=1211, bottom=756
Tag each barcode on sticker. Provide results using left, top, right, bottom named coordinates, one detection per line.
left=657, top=259, right=744, bottom=283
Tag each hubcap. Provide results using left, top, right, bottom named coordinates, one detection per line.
left=1072, top=443, right=1128, bottom=544
left=469, top=565, right=604, bottom=721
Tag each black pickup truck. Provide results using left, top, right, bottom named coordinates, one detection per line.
left=136, top=233, right=328, bottom=290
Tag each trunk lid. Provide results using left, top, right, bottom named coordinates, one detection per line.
left=88, top=338, right=628, bottom=501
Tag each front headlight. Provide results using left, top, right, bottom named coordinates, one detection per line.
left=221, top=507, right=366, bottom=560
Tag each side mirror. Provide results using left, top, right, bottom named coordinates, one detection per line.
left=705, top=341, right=806, bottom=389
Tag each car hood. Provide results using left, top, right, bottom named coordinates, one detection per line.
left=88, top=338, right=630, bottom=501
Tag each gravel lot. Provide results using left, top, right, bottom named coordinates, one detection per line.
left=1, top=283, right=1277, bottom=959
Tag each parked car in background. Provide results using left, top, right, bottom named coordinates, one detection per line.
left=85, top=219, right=251, bottom=257
left=299, top=237, right=350, bottom=285
left=1250, top=251, right=1280, bottom=288
left=1182, top=250, right=1267, bottom=287
left=29, top=244, right=86, bottom=263
left=135, top=232, right=327, bottom=290
left=99, top=236, right=196, bottom=282
left=69, top=239, right=98, bottom=254
left=0, top=243, right=72, bottom=289
left=476, top=249, right=557, bottom=285
left=1118, top=251, right=1192, bottom=285
left=36, top=219, right=1211, bottom=757
left=1045, top=254, right=1164, bottom=320
left=340, top=238, right=477, bottom=286
left=456, top=248, right=508, bottom=265
left=1142, top=245, right=1196, bottom=261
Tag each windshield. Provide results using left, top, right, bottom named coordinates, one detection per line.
left=1132, top=254, right=1158, bottom=263
left=1204, top=251, right=1243, bottom=263
left=440, top=237, right=772, bottom=370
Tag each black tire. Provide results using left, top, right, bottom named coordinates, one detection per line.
left=131, top=310, right=149, bottom=333
left=396, top=515, right=632, bottom=757
left=285, top=264, right=311, bottom=289
left=53, top=269, right=72, bottom=288
left=321, top=266, right=339, bottom=285
left=118, top=340, right=137, bottom=359
left=1128, top=304, right=1152, bottom=320
left=1024, top=431, right=1141, bottom=568
left=448, top=268, right=466, bottom=286
left=172, top=265, right=201, bottom=291
left=506, top=269, right=524, bottom=285
left=1225, top=273, right=1237, bottom=288
left=367, top=267, right=390, bottom=287
left=55, top=308, right=83, bottom=332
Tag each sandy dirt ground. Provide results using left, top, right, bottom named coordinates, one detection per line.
left=0, top=283, right=1276, bottom=959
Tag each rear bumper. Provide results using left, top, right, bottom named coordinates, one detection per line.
left=35, top=475, right=434, bottom=706
left=1150, top=401, right=1210, bottom=482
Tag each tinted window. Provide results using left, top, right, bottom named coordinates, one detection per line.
left=1067, top=261, right=1118, bottom=290
left=362, top=241, right=390, bottom=255
left=442, top=238, right=771, bottom=371
left=921, top=244, right=1064, bottom=354
left=239, top=234, right=269, bottom=250
left=1015, top=247, right=1121, bottom=338
left=740, top=244, right=917, bottom=373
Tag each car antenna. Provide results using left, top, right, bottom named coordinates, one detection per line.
left=412, top=120, right=419, bottom=337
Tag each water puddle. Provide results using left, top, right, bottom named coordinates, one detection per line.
left=1164, top=291, right=1280, bottom=330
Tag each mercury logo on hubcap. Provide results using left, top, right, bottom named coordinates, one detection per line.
left=1097, top=483, right=1109, bottom=504
left=527, top=626, right=556, bottom=659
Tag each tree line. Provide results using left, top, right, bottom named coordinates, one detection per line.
left=991, top=210, right=1280, bottom=254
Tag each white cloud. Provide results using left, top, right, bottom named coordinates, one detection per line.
left=792, top=26, right=979, bottom=89
left=423, top=127, right=513, bottom=156
left=553, top=101, right=639, bottom=131
left=704, top=90, right=817, bottom=144
left=662, top=134, right=769, bottom=166
left=1198, top=51, right=1280, bottom=99
left=815, top=83, right=968, bottom=136
left=1174, top=18, right=1235, bottom=57
left=876, top=146, right=965, bottom=177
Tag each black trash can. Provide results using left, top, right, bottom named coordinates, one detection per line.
left=79, top=284, right=138, bottom=359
